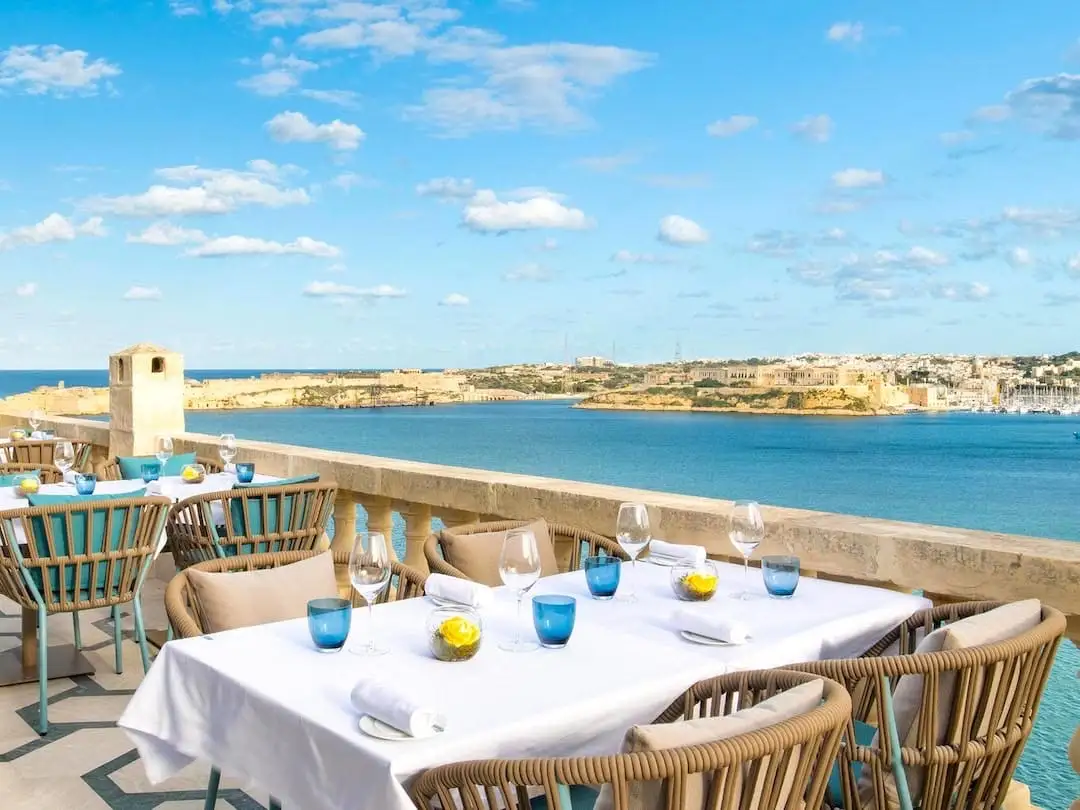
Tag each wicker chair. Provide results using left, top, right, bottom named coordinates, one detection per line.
left=789, top=601, right=1066, bottom=810
left=410, top=668, right=851, bottom=810
left=164, top=549, right=427, bottom=810
left=165, top=482, right=337, bottom=570
left=3, top=439, right=94, bottom=472
left=0, top=462, right=65, bottom=484
left=99, top=455, right=224, bottom=481
left=425, top=519, right=628, bottom=582
left=0, top=496, right=171, bottom=733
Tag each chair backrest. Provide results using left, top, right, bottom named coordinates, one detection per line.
left=165, top=549, right=428, bottom=638
left=0, top=496, right=171, bottom=611
left=101, top=454, right=224, bottom=481
left=410, top=669, right=851, bottom=810
left=791, top=600, right=1066, bottom=810
left=0, top=463, right=64, bottom=484
left=166, top=482, right=337, bottom=569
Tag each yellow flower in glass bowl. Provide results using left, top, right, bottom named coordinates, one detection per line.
left=8, top=428, right=27, bottom=441
left=427, top=606, right=483, bottom=662
left=180, top=463, right=206, bottom=484
left=671, top=561, right=719, bottom=602
left=13, top=474, right=39, bottom=497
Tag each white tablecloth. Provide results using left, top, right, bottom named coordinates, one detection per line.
left=118, top=560, right=930, bottom=810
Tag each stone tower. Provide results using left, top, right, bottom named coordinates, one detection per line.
left=108, top=343, right=185, bottom=456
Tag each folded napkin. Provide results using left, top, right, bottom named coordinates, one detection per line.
left=30, top=431, right=48, bottom=440
left=649, top=540, right=706, bottom=566
left=62, top=470, right=78, bottom=485
left=425, top=573, right=494, bottom=608
left=672, top=607, right=751, bottom=644
left=350, top=678, right=447, bottom=738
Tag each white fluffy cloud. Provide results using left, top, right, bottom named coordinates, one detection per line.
left=1005, top=246, right=1035, bottom=268
left=657, top=215, right=709, bottom=246
left=303, top=281, right=407, bottom=298
left=266, top=111, right=365, bottom=150
left=611, top=249, right=678, bottom=265
left=462, top=189, right=592, bottom=232
left=299, top=88, right=360, bottom=107
left=0, top=45, right=120, bottom=96
left=439, top=293, right=470, bottom=306
left=503, top=263, right=551, bottom=281
left=15, top=282, right=37, bottom=297
left=188, top=235, right=341, bottom=258
left=706, top=115, right=758, bottom=137
left=0, top=213, right=106, bottom=251
left=826, top=22, right=864, bottom=43
left=239, top=53, right=319, bottom=96
left=123, top=285, right=162, bottom=301
left=791, top=113, right=833, bottom=143
left=932, top=281, right=991, bottom=302
left=417, top=177, right=475, bottom=199
left=85, top=161, right=309, bottom=217
left=126, top=221, right=208, bottom=245
left=832, top=168, right=887, bottom=188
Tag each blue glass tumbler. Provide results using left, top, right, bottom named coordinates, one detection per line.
left=762, top=555, right=800, bottom=598
left=235, top=462, right=255, bottom=484
left=140, top=463, right=161, bottom=484
left=532, top=595, right=576, bottom=648
left=307, top=598, right=352, bottom=652
left=74, top=473, right=97, bottom=495
left=583, top=555, right=621, bottom=600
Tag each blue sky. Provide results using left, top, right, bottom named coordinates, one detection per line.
left=2, top=0, right=1080, bottom=369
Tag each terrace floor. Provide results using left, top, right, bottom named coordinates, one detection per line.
left=0, top=582, right=274, bottom=810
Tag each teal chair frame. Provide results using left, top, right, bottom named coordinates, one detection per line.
left=0, top=496, right=171, bottom=733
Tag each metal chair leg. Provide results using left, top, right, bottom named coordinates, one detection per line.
left=203, top=767, right=221, bottom=810
left=112, top=605, right=124, bottom=675
left=133, top=596, right=151, bottom=673
left=72, top=611, right=82, bottom=650
left=37, top=605, right=48, bottom=735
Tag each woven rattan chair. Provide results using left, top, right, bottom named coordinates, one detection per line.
left=3, top=439, right=94, bottom=472
left=0, top=462, right=65, bottom=484
left=164, top=549, right=427, bottom=810
left=425, top=519, right=628, bottom=581
left=789, top=600, right=1066, bottom=810
left=0, top=495, right=171, bottom=733
left=410, top=668, right=851, bottom=810
left=99, top=455, right=224, bottom=481
left=165, top=482, right=337, bottom=570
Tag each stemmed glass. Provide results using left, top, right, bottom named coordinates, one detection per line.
left=218, top=433, right=237, bottom=472
left=156, top=436, right=173, bottom=474
left=348, top=532, right=391, bottom=656
left=616, top=502, right=650, bottom=602
left=54, top=440, right=75, bottom=484
left=729, top=500, right=765, bottom=600
left=498, top=528, right=541, bottom=652
left=29, top=409, right=43, bottom=432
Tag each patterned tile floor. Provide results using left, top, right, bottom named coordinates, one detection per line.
left=0, top=580, right=274, bottom=810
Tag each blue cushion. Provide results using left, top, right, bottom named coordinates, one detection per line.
left=25, top=489, right=148, bottom=599
left=117, top=452, right=196, bottom=479
left=233, top=472, right=320, bottom=489
left=0, top=470, right=39, bottom=486
left=224, top=475, right=321, bottom=552
left=826, top=719, right=877, bottom=806
left=530, top=786, right=599, bottom=810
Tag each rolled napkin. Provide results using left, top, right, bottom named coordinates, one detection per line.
left=649, top=539, right=707, bottom=566
left=350, top=678, right=447, bottom=738
left=425, top=573, right=494, bottom=609
left=672, top=607, right=751, bottom=644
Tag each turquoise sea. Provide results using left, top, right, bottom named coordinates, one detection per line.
left=179, top=401, right=1079, bottom=808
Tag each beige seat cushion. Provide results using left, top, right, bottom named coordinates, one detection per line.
left=186, top=552, right=340, bottom=634
left=439, top=519, right=559, bottom=586
left=594, top=679, right=825, bottom=810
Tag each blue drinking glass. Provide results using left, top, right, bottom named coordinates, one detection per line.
left=235, top=462, right=255, bottom=484
left=74, top=473, right=97, bottom=495
left=307, top=597, right=352, bottom=652
left=532, top=595, right=576, bottom=648
left=583, top=555, right=621, bottom=600
left=140, top=462, right=161, bottom=483
left=762, top=555, right=800, bottom=598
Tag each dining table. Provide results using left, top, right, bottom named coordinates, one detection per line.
left=119, top=557, right=931, bottom=810
left=0, top=471, right=279, bottom=687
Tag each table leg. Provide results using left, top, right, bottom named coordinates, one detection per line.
left=0, top=607, right=96, bottom=686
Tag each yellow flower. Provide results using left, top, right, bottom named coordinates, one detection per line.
left=18, top=477, right=39, bottom=494
left=181, top=466, right=199, bottom=481
left=683, top=572, right=717, bottom=596
left=438, top=616, right=481, bottom=648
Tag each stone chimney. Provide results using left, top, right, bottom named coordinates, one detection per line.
left=108, top=343, right=185, bottom=457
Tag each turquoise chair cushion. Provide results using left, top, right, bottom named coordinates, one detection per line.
left=826, top=719, right=877, bottom=806
left=0, top=470, right=39, bottom=486
left=530, top=786, right=600, bottom=810
left=117, top=452, right=196, bottom=479
left=225, top=474, right=321, bottom=551
left=25, top=489, right=148, bottom=599
left=233, top=472, right=320, bottom=489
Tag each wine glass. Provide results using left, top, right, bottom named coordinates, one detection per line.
left=53, top=440, right=75, bottom=483
left=348, top=532, right=391, bottom=656
left=729, top=500, right=765, bottom=600
left=616, top=502, right=651, bottom=602
left=29, top=409, right=43, bottom=432
left=155, top=436, right=174, bottom=474
left=218, top=433, right=237, bottom=472
left=498, top=528, right=542, bottom=652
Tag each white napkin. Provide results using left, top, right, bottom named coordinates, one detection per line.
left=425, top=573, right=494, bottom=608
left=672, top=607, right=751, bottom=644
left=30, top=431, right=48, bottom=440
left=62, top=470, right=77, bottom=485
left=649, top=540, right=706, bottom=566
left=350, top=678, right=446, bottom=738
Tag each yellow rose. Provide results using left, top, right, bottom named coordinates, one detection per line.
left=18, top=477, right=39, bottom=494
left=683, top=572, right=717, bottom=597
left=182, top=466, right=199, bottom=481
left=438, top=616, right=481, bottom=649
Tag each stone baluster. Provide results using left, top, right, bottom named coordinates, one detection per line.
left=330, top=491, right=360, bottom=598
left=401, top=504, right=432, bottom=573
left=357, top=496, right=397, bottom=560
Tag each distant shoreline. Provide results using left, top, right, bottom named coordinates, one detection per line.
left=574, top=401, right=889, bottom=417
